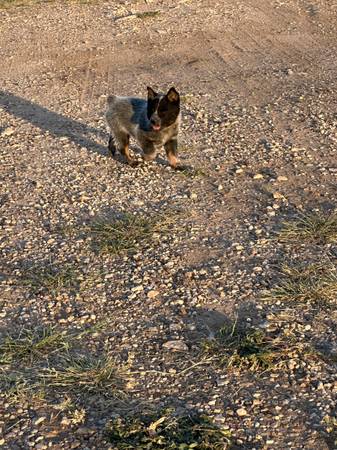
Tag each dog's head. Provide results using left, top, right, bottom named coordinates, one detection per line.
left=146, top=86, right=180, bottom=131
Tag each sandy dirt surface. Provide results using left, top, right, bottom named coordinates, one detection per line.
left=1, top=0, right=337, bottom=448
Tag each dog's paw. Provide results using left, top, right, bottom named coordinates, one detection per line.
left=128, top=159, right=141, bottom=168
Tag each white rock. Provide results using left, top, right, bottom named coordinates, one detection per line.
left=162, top=340, right=188, bottom=352
left=132, top=285, right=143, bottom=292
left=34, top=417, right=46, bottom=426
left=273, top=191, right=284, bottom=200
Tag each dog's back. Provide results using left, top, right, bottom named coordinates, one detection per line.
left=106, top=96, right=148, bottom=138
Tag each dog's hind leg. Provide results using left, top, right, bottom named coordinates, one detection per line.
left=108, top=135, right=116, bottom=156
left=121, top=141, right=138, bottom=167
left=114, top=131, right=139, bottom=167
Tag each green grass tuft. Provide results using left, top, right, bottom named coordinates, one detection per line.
left=0, top=326, right=70, bottom=363
left=106, top=409, right=231, bottom=449
left=202, top=323, right=302, bottom=372
left=0, top=0, right=98, bottom=9
left=89, top=211, right=177, bottom=254
left=0, top=323, right=124, bottom=405
left=0, top=0, right=35, bottom=8
left=262, top=263, right=337, bottom=304
left=278, top=212, right=337, bottom=244
left=40, top=355, right=125, bottom=396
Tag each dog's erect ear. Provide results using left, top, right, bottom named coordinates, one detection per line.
left=147, top=86, right=157, bottom=100
left=167, top=87, right=179, bottom=103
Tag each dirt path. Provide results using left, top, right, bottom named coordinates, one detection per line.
left=1, top=0, right=337, bottom=449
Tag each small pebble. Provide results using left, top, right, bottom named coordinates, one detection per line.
left=236, top=408, right=247, bottom=417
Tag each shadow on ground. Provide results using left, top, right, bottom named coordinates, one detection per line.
left=0, top=90, right=107, bottom=155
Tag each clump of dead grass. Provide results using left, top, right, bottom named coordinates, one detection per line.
left=0, top=371, right=46, bottom=405
left=106, top=408, right=231, bottom=449
left=278, top=212, right=337, bottom=244
left=54, top=396, right=87, bottom=425
left=322, top=415, right=337, bottom=448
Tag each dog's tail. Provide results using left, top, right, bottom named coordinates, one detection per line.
left=107, top=95, right=117, bottom=106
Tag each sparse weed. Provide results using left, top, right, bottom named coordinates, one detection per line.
left=322, top=415, right=337, bottom=448
left=136, top=10, right=160, bottom=19
left=178, top=166, right=207, bottom=178
left=54, top=397, right=87, bottom=424
left=106, top=408, right=231, bottom=449
left=278, top=212, right=337, bottom=244
left=89, top=211, right=177, bottom=254
left=263, top=263, right=337, bottom=304
left=20, top=263, right=79, bottom=295
left=180, top=94, right=195, bottom=105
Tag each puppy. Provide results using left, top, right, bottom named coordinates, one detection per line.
left=105, top=86, right=181, bottom=168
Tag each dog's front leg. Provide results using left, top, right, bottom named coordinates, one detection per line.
left=164, top=138, right=179, bottom=169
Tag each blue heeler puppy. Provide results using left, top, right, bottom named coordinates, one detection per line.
left=105, top=86, right=181, bottom=168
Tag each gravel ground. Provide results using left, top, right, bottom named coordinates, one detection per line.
left=0, top=0, right=337, bottom=448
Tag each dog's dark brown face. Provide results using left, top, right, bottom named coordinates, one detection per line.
left=147, top=86, right=180, bottom=131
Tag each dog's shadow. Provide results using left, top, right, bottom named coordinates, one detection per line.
left=0, top=90, right=107, bottom=156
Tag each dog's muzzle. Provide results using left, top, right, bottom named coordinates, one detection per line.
left=150, top=117, right=161, bottom=131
